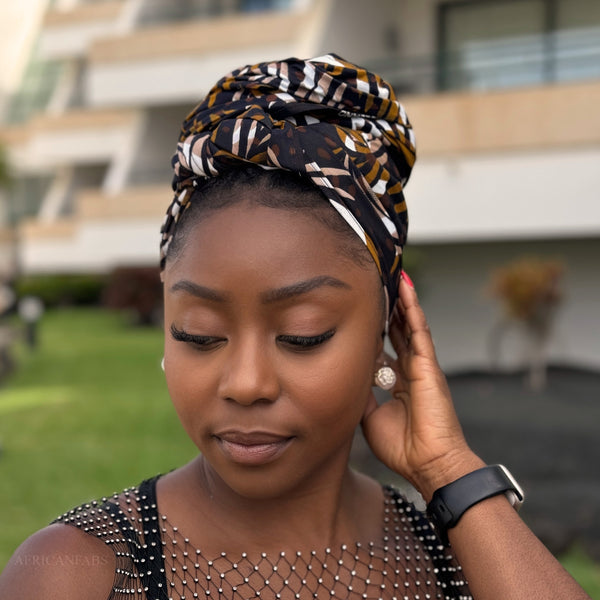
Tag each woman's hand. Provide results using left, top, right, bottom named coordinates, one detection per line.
left=361, top=273, right=484, bottom=501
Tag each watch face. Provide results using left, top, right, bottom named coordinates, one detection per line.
left=498, top=464, right=525, bottom=509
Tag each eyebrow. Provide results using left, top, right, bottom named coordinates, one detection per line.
left=169, top=280, right=229, bottom=302
left=261, top=275, right=352, bottom=304
left=170, top=275, right=351, bottom=304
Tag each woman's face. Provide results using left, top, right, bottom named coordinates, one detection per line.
left=162, top=190, right=384, bottom=499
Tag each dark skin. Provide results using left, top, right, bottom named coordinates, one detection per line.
left=160, top=196, right=386, bottom=554
left=0, top=190, right=590, bottom=599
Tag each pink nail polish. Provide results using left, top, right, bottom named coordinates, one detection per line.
left=401, top=270, right=414, bottom=289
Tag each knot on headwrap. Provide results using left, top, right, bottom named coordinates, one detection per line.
left=161, top=53, right=416, bottom=315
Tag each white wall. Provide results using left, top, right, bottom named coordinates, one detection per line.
left=407, top=146, right=600, bottom=242
left=412, top=238, right=600, bottom=372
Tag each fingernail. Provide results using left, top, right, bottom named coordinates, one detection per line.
left=401, top=270, right=414, bottom=289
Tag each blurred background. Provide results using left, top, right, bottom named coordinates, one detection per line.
left=0, top=0, right=599, bottom=594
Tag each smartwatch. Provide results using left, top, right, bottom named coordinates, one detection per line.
left=427, top=464, right=524, bottom=545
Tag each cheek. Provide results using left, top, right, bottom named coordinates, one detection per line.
left=283, top=331, right=378, bottom=426
left=163, top=340, right=215, bottom=438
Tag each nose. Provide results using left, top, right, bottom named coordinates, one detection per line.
left=217, top=334, right=280, bottom=406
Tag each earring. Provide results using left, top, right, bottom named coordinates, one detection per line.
left=374, top=366, right=396, bottom=390
left=160, top=357, right=165, bottom=372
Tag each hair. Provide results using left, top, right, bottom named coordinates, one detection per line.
left=165, top=166, right=387, bottom=327
left=166, top=166, right=376, bottom=268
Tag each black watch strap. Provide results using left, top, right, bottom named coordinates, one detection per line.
left=427, top=464, right=524, bottom=545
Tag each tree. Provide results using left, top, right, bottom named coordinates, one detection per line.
left=487, top=257, right=563, bottom=391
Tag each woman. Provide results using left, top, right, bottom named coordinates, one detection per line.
left=0, top=54, right=589, bottom=600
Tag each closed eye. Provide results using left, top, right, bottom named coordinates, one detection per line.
left=277, top=329, right=336, bottom=351
left=170, top=324, right=226, bottom=350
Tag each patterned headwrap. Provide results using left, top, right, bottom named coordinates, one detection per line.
left=161, top=53, right=416, bottom=316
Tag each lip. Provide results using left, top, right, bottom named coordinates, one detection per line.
left=214, top=431, right=294, bottom=466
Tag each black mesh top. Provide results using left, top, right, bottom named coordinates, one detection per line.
left=53, top=476, right=472, bottom=600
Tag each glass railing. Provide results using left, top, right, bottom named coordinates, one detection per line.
left=370, top=28, right=600, bottom=95
left=135, top=0, right=292, bottom=27
left=4, top=176, right=53, bottom=223
left=2, top=62, right=64, bottom=126
left=3, top=25, right=599, bottom=128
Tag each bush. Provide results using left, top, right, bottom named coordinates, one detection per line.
left=102, top=266, right=163, bottom=326
left=14, top=274, right=107, bottom=308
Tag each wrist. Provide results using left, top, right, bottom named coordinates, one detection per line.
left=412, top=450, right=486, bottom=503
left=426, top=464, right=525, bottom=545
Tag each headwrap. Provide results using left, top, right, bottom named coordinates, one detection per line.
left=161, top=53, right=416, bottom=316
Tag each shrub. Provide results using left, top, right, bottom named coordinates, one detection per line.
left=14, top=274, right=107, bottom=307
left=102, top=266, right=163, bottom=326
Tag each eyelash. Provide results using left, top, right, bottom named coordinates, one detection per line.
left=170, top=325, right=336, bottom=351
left=277, top=329, right=336, bottom=350
left=170, top=325, right=225, bottom=349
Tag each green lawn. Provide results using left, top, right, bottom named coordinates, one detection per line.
left=0, top=308, right=599, bottom=598
left=0, top=308, right=197, bottom=568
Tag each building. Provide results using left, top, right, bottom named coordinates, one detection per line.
left=1, top=0, right=599, bottom=371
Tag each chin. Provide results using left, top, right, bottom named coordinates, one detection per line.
left=206, top=460, right=304, bottom=501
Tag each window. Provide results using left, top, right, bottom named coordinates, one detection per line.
left=438, top=0, right=600, bottom=91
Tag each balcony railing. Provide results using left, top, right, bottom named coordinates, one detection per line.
left=135, top=0, right=292, bottom=27
left=3, top=26, right=600, bottom=128
left=2, top=62, right=64, bottom=125
left=372, top=27, right=600, bottom=95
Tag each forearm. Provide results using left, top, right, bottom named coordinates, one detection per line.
left=448, top=494, right=590, bottom=599
left=417, top=456, right=591, bottom=600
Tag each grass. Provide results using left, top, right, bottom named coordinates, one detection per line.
left=0, top=308, right=196, bottom=568
left=0, top=308, right=599, bottom=598
left=561, top=546, right=600, bottom=598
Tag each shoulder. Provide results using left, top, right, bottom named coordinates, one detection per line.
left=0, top=477, right=161, bottom=600
left=0, top=523, right=115, bottom=600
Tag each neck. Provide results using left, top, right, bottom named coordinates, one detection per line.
left=173, top=452, right=382, bottom=555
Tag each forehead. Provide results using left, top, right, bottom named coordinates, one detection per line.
left=163, top=200, right=379, bottom=291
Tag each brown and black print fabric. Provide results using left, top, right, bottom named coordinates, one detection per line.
left=161, top=53, right=417, bottom=314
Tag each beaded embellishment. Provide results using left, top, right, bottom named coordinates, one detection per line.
left=54, top=477, right=472, bottom=600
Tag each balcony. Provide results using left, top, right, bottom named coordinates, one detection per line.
left=86, top=10, right=310, bottom=107
left=76, top=184, right=170, bottom=220
left=2, top=108, right=141, bottom=173
left=405, top=80, right=600, bottom=156
left=402, top=80, right=600, bottom=243
left=39, top=1, right=126, bottom=60
left=18, top=184, right=169, bottom=274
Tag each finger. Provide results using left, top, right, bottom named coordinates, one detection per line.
left=389, top=312, right=409, bottom=356
left=399, top=276, right=437, bottom=360
left=390, top=297, right=409, bottom=344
